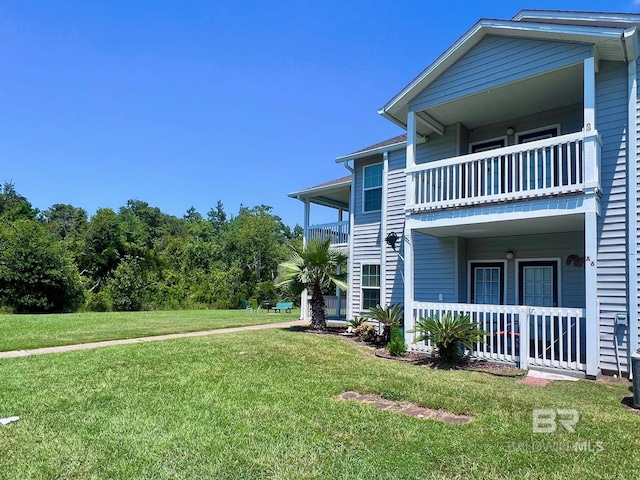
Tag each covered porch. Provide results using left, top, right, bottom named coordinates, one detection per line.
left=403, top=209, right=599, bottom=376
left=288, top=176, right=351, bottom=321
left=288, top=176, right=351, bottom=248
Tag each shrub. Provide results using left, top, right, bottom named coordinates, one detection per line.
left=411, top=313, right=487, bottom=365
left=347, top=316, right=367, bottom=329
left=365, top=304, right=404, bottom=343
left=355, top=323, right=378, bottom=343
left=84, top=291, right=112, bottom=312
left=387, top=325, right=407, bottom=356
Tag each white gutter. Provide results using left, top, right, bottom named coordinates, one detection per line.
left=380, top=151, right=389, bottom=306
left=513, top=10, right=640, bottom=25
left=287, top=181, right=351, bottom=199
left=335, top=140, right=406, bottom=163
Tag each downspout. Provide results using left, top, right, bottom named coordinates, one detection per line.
left=344, top=160, right=356, bottom=321
left=626, top=29, right=639, bottom=378
left=381, top=151, right=389, bottom=306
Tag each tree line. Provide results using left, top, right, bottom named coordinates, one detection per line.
left=0, top=183, right=302, bottom=313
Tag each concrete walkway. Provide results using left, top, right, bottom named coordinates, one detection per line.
left=0, top=319, right=308, bottom=359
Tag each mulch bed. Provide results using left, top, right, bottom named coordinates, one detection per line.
left=337, top=391, right=473, bottom=424
left=292, top=323, right=524, bottom=378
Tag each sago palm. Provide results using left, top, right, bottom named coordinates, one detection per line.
left=276, top=238, right=347, bottom=330
left=411, top=313, right=487, bottom=365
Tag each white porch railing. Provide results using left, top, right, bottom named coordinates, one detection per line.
left=324, top=295, right=347, bottom=319
left=406, top=132, right=599, bottom=212
left=308, top=221, right=349, bottom=245
left=410, top=302, right=587, bottom=371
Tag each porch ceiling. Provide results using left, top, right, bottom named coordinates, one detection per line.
left=417, top=212, right=584, bottom=239
left=288, top=177, right=350, bottom=210
left=418, top=63, right=583, bottom=134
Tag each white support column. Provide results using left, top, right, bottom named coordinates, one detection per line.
left=584, top=55, right=596, bottom=134
left=406, top=111, right=417, bottom=209
left=585, top=210, right=600, bottom=378
left=347, top=162, right=356, bottom=321
left=519, top=306, right=530, bottom=370
left=403, top=227, right=414, bottom=348
left=301, top=198, right=311, bottom=321
left=380, top=151, right=389, bottom=306
left=628, top=59, right=639, bottom=376
left=303, top=199, right=310, bottom=248
left=336, top=204, right=343, bottom=318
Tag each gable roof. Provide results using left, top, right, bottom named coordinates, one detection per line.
left=379, top=10, right=640, bottom=133
left=288, top=175, right=351, bottom=209
left=335, top=134, right=407, bottom=163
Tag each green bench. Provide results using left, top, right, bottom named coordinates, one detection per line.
left=273, top=302, right=293, bottom=313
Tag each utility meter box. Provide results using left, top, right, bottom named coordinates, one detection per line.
left=632, top=348, right=640, bottom=408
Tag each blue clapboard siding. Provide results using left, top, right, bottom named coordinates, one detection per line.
left=411, top=36, right=591, bottom=111
left=468, top=104, right=583, bottom=147
left=458, top=238, right=468, bottom=302
left=416, top=126, right=457, bottom=164
left=415, top=105, right=582, bottom=166
left=386, top=149, right=406, bottom=306
left=466, top=232, right=585, bottom=308
left=596, top=61, right=629, bottom=373
left=413, top=233, right=457, bottom=302
left=352, top=156, right=383, bottom=314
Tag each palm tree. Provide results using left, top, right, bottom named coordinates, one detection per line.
left=276, top=238, right=348, bottom=331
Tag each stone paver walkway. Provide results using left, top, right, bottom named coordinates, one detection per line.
left=0, top=319, right=308, bottom=359
left=338, top=391, right=473, bottom=424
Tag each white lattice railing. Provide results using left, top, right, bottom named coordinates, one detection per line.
left=406, top=131, right=600, bottom=212
left=308, top=221, right=349, bottom=245
left=410, top=302, right=587, bottom=371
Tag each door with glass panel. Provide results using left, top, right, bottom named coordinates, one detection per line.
left=518, top=261, right=558, bottom=307
left=470, top=262, right=506, bottom=355
left=470, top=262, right=504, bottom=305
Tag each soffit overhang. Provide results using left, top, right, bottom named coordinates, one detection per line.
left=379, top=18, right=637, bottom=133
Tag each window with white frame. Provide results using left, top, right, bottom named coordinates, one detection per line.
left=363, top=164, right=382, bottom=212
left=361, top=264, right=380, bottom=309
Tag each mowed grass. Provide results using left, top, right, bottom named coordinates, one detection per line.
left=0, top=309, right=299, bottom=352
left=1, top=329, right=639, bottom=479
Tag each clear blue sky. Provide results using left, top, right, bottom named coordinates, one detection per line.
left=2, top=0, right=639, bottom=227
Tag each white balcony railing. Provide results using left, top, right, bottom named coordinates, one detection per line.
left=406, top=131, right=600, bottom=212
left=410, top=302, right=587, bottom=371
left=308, top=220, right=349, bottom=245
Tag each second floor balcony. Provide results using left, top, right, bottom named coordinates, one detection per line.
left=308, top=220, right=349, bottom=246
left=405, top=131, right=601, bottom=214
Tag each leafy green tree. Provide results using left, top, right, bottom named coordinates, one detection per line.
left=107, top=256, right=149, bottom=311
left=41, top=204, right=88, bottom=240
left=80, top=208, right=127, bottom=291
left=226, top=205, right=290, bottom=286
left=207, top=200, right=227, bottom=234
left=276, top=238, right=347, bottom=330
left=184, top=206, right=203, bottom=223
left=0, top=183, right=38, bottom=221
left=0, top=220, right=84, bottom=313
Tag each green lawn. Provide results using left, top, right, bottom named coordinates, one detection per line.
left=0, top=309, right=299, bottom=352
left=0, top=329, right=638, bottom=479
